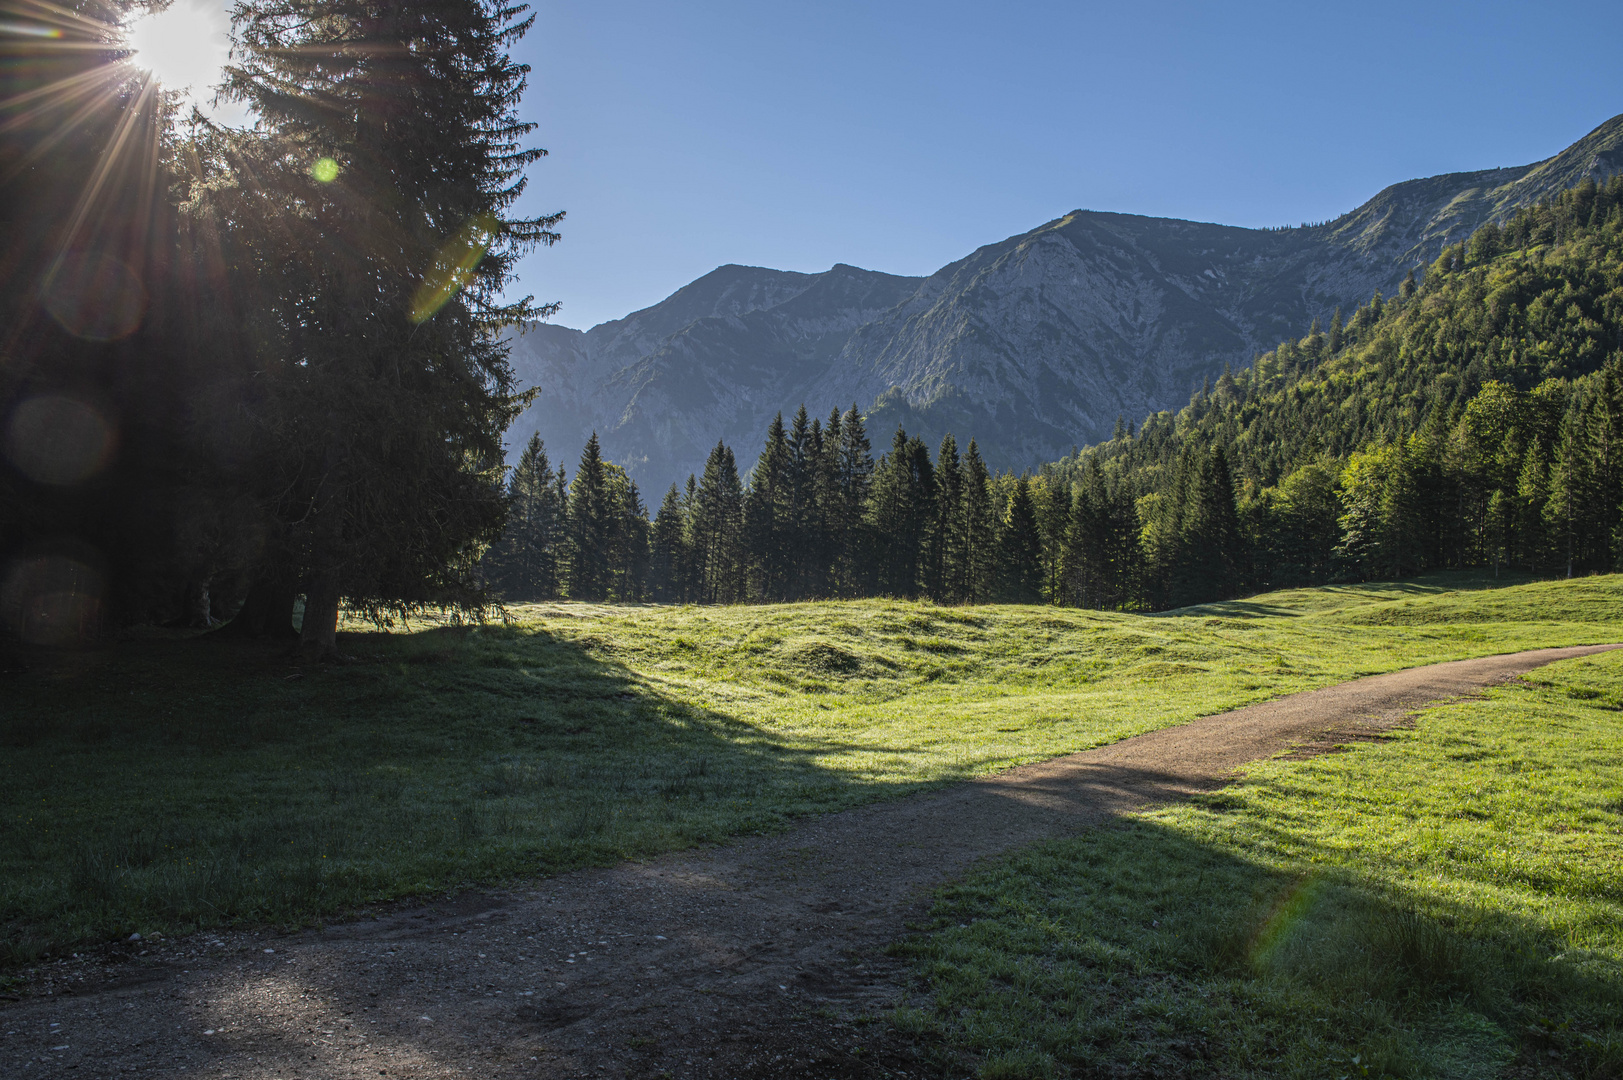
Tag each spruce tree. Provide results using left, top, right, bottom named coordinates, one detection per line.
left=932, top=434, right=966, bottom=601
left=489, top=433, right=564, bottom=598
left=866, top=428, right=935, bottom=597
left=998, top=475, right=1042, bottom=603
left=218, top=0, right=563, bottom=654
left=649, top=484, right=688, bottom=602
left=566, top=434, right=613, bottom=600
left=785, top=405, right=818, bottom=598
left=604, top=463, right=649, bottom=600
left=744, top=413, right=793, bottom=601
left=961, top=439, right=997, bottom=603
left=830, top=405, right=874, bottom=596
left=691, top=441, right=745, bottom=603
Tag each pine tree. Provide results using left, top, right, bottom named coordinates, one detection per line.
left=691, top=441, right=745, bottom=603
left=786, top=405, right=819, bottom=599
left=649, top=484, right=688, bottom=602
left=1544, top=413, right=1589, bottom=578
left=932, top=434, right=966, bottom=602
left=866, top=428, right=935, bottom=597
left=744, top=413, right=793, bottom=601
left=1032, top=473, right=1070, bottom=603
left=830, top=405, right=874, bottom=596
left=566, top=434, right=613, bottom=600
left=221, top=0, right=563, bottom=655
left=998, top=475, right=1042, bottom=603
left=488, top=433, right=564, bottom=598
left=961, top=440, right=997, bottom=603
left=809, top=408, right=845, bottom=596
left=605, top=464, right=649, bottom=600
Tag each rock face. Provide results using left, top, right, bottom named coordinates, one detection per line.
left=506, top=114, right=1623, bottom=491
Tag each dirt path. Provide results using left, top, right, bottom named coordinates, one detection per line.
left=5, top=644, right=1617, bottom=1079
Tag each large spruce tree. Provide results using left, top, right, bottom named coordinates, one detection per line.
left=217, top=0, right=562, bottom=654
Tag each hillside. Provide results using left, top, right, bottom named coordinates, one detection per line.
left=1050, top=175, right=1623, bottom=608
left=506, top=114, right=1623, bottom=490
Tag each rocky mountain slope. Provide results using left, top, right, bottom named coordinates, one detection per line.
left=505, top=113, right=1623, bottom=491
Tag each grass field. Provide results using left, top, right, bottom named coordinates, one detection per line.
left=1, top=572, right=1619, bottom=966
left=895, top=649, right=1623, bottom=1080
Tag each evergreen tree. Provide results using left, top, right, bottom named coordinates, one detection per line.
left=691, top=441, right=744, bottom=603
left=604, top=463, right=649, bottom=600
left=488, top=433, right=565, bottom=598
left=866, top=428, right=935, bottom=597
left=785, top=405, right=819, bottom=598
left=1544, top=413, right=1588, bottom=578
left=932, top=434, right=966, bottom=602
left=829, top=405, right=874, bottom=596
left=998, top=475, right=1042, bottom=603
left=648, top=484, right=688, bottom=602
left=220, top=0, right=563, bottom=654
left=961, top=440, right=997, bottom=602
left=1516, top=437, right=1551, bottom=571
left=565, top=433, right=613, bottom=600
left=744, top=413, right=793, bottom=601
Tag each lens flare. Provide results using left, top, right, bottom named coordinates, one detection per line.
left=40, top=250, right=147, bottom=340
left=410, top=213, right=499, bottom=324
left=5, top=395, right=116, bottom=486
left=1249, top=875, right=1324, bottom=968
left=0, top=21, right=64, bottom=38
left=310, top=156, right=339, bottom=182
left=1, top=554, right=105, bottom=647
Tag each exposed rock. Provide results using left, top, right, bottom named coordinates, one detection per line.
left=506, top=114, right=1623, bottom=490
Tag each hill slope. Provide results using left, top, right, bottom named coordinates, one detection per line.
left=507, top=114, right=1623, bottom=491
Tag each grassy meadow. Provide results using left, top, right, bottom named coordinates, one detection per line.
left=895, top=650, right=1623, bottom=1079
left=0, top=571, right=1619, bottom=966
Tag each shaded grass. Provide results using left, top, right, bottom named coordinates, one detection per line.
left=1, top=571, right=1618, bottom=965
left=894, top=649, right=1623, bottom=1079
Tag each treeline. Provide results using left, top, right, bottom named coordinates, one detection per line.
left=491, top=177, right=1623, bottom=610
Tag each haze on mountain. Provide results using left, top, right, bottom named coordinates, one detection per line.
left=506, top=114, right=1623, bottom=492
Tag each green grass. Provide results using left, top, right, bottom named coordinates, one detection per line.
left=1, top=571, right=1618, bottom=965
left=894, top=649, right=1623, bottom=1079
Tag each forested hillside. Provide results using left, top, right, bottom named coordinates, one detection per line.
left=488, top=178, right=1623, bottom=611
left=1052, top=173, right=1623, bottom=608
left=505, top=114, right=1623, bottom=492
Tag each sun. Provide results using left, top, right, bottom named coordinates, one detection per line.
left=124, top=0, right=230, bottom=107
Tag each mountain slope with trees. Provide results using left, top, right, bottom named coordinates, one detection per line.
left=488, top=178, right=1623, bottom=611
left=506, top=115, right=1623, bottom=491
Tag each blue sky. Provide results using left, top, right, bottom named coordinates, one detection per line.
left=149, top=1, right=1620, bottom=329
left=506, top=1, right=1622, bottom=330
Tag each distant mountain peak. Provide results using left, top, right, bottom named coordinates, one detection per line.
left=507, top=113, right=1623, bottom=491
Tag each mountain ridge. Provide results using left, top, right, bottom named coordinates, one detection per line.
left=506, top=113, right=1623, bottom=491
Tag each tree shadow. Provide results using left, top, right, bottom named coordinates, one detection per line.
left=0, top=622, right=920, bottom=963
left=910, top=813, right=1623, bottom=1080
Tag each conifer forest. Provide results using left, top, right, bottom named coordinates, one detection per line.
left=487, top=177, right=1623, bottom=611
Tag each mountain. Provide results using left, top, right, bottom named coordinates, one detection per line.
left=505, top=114, right=1623, bottom=491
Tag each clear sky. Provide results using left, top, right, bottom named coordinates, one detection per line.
left=148, top=1, right=1623, bottom=331
left=507, top=0, right=1622, bottom=330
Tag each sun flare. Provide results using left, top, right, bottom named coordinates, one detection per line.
left=124, top=0, right=229, bottom=105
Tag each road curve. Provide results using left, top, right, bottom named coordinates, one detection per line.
left=4, top=643, right=1618, bottom=1080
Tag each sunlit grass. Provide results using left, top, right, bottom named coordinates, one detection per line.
left=896, top=649, right=1623, bottom=1079
left=0, top=571, right=1618, bottom=964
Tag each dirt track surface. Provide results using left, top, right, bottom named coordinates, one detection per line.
left=5, top=643, right=1618, bottom=1079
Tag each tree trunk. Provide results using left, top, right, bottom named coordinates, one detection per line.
left=215, top=573, right=299, bottom=639
left=298, top=568, right=341, bottom=659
